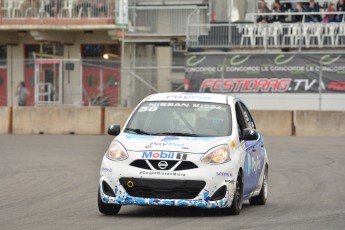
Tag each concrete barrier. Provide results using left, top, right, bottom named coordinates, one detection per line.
left=104, top=107, right=134, bottom=134
left=296, top=111, right=345, bottom=136
left=5, top=107, right=345, bottom=136
left=251, top=110, right=293, bottom=136
left=13, top=107, right=102, bottom=135
left=0, top=107, right=9, bottom=134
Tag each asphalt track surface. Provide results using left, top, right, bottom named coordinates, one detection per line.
left=1, top=135, right=345, bottom=230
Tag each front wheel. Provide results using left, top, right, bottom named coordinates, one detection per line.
left=98, top=188, right=121, bottom=215
left=249, top=165, right=268, bottom=205
left=223, top=171, right=243, bottom=215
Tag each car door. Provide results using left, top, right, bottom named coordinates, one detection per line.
left=237, top=101, right=265, bottom=198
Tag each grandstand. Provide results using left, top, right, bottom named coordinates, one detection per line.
left=0, top=0, right=344, bottom=110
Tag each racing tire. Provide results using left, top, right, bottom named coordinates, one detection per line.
left=249, top=165, right=268, bottom=205
left=98, top=188, right=121, bottom=215
left=223, top=171, right=243, bottom=215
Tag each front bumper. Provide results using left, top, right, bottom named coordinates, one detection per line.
left=99, top=154, right=237, bottom=209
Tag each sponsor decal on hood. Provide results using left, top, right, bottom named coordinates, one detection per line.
left=116, top=134, right=231, bottom=153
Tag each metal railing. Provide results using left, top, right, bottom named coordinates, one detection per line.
left=187, top=11, right=345, bottom=49
left=0, top=0, right=114, bottom=19
left=128, top=5, right=207, bottom=35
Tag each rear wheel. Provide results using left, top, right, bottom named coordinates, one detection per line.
left=249, top=165, right=268, bottom=205
left=223, top=171, right=243, bottom=215
left=98, top=188, right=121, bottom=215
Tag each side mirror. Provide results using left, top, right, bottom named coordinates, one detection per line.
left=108, top=124, right=121, bottom=136
left=242, top=128, right=259, bottom=141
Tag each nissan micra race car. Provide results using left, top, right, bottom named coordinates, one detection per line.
left=98, top=92, right=268, bottom=215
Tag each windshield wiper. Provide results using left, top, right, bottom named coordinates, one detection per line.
left=125, top=128, right=152, bottom=135
left=152, top=132, right=202, bottom=137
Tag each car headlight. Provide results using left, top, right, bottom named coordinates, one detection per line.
left=106, top=141, right=128, bottom=161
left=201, top=145, right=230, bottom=164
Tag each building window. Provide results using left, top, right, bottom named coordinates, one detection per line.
left=81, top=44, right=120, bottom=68
left=24, top=44, right=64, bottom=67
left=24, top=45, right=40, bottom=67
left=0, top=46, right=6, bottom=66
left=81, top=44, right=120, bottom=59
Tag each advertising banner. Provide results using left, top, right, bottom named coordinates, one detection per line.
left=185, top=54, right=345, bottom=93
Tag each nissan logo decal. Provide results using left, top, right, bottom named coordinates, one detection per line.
left=158, top=161, right=169, bottom=170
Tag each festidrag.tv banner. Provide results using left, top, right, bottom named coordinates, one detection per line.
left=185, top=54, right=345, bottom=93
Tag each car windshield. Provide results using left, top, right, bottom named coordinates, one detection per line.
left=125, top=101, right=232, bottom=137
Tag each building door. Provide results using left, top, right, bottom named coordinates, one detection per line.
left=34, top=59, right=63, bottom=105
left=0, top=46, right=7, bottom=106
left=0, top=67, right=6, bottom=106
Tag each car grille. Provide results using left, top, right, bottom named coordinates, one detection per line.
left=149, top=160, right=177, bottom=170
left=130, top=159, right=151, bottom=170
left=119, top=178, right=206, bottom=199
left=130, top=160, right=198, bottom=171
left=175, top=161, right=198, bottom=171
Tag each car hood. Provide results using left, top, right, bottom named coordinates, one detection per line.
left=116, top=133, right=231, bottom=154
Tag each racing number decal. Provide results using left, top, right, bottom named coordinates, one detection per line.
left=138, top=107, right=159, bottom=112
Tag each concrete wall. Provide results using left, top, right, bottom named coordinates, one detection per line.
left=296, top=111, right=345, bottom=136
left=12, top=107, right=102, bottom=135
left=251, top=110, right=293, bottom=136
left=1, top=107, right=345, bottom=136
left=0, top=107, right=9, bottom=134
left=104, top=107, right=134, bottom=134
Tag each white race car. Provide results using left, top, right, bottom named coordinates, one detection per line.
left=98, top=92, right=268, bottom=215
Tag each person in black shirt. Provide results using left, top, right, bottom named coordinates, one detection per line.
left=305, top=0, right=322, bottom=22
left=336, top=0, right=345, bottom=22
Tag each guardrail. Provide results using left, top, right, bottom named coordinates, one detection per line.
left=187, top=11, right=345, bottom=49
left=128, top=5, right=207, bottom=35
left=0, top=0, right=114, bottom=19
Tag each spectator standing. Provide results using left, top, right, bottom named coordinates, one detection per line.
left=323, top=3, right=337, bottom=23
left=257, top=0, right=271, bottom=23
left=336, top=0, right=345, bottom=22
left=305, top=0, right=322, bottom=22
left=16, top=81, right=30, bottom=106
left=271, top=0, right=286, bottom=22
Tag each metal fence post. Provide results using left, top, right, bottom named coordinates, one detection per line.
left=318, top=62, right=323, bottom=111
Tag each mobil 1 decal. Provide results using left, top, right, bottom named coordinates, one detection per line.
left=185, top=54, right=345, bottom=93
left=141, top=151, right=187, bottom=160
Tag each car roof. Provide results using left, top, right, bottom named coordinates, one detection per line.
left=145, top=92, right=235, bottom=104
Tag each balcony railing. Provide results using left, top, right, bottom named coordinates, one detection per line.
left=0, top=0, right=115, bottom=22
left=128, top=5, right=208, bottom=36
left=187, top=12, right=345, bottom=50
